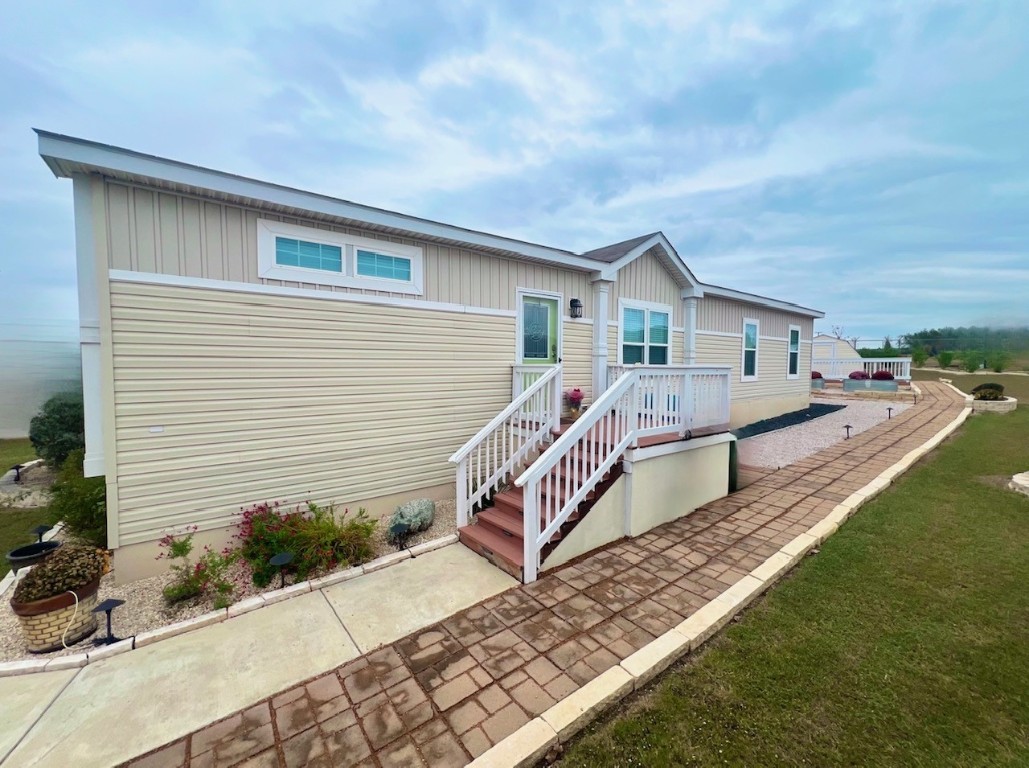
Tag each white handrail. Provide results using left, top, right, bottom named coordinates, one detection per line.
left=449, top=364, right=562, bottom=527
left=812, top=357, right=912, bottom=381
left=516, top=365, right=731, bottom=582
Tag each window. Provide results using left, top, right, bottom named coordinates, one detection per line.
left=275, top=238, right=342, bottom=273
left=742, top=319, right=759, bottom=380
left=356, top=249, right=412, bottom=282
left=257, top=220, right=423, bottom=294
left=787, top=325, right=800, bottom=378
left=620, top=302, right=670, bottom=365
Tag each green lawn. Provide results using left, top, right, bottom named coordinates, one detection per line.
left=0, top=438, right=49, bottom=577
left=913, top=369, right=1029, bottom=401
left=560, top=407, right=1029, bottom=767
left=0, top=437, right=36, bottom=471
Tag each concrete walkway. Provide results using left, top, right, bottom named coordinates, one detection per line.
left=5, top=382, right=965, bottom=768
left=0, top=546, right=515, bottom=768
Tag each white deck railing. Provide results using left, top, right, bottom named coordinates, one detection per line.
left=812, top=357, right=912, bottom=381
left=516, top=365, right=731, bottom=582
left=607, top=365, right=733, bottom=435
left=449, top=364, right=562, bottom=527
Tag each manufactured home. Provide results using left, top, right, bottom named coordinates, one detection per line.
left=38, top=130, right=823, bottom=582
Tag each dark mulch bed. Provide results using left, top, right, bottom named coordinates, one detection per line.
left=732, top=403, right=846, bottom=440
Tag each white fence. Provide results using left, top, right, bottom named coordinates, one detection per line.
left=813, top=357, right=912, bottom=381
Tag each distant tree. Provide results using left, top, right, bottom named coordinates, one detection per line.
left=883, top=336, right=894, bottom=352
left=831, top=325, right=845, bottom=339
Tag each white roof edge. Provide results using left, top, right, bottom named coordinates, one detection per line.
left=35, top=129, right=608, bottom=271
left=701, top=283, right=824, bottom=318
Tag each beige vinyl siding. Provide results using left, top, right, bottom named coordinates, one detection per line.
left=697, top=296, right=811, bottom=338
left=612, top=250, right=683, bottom=326
left=108, top=280, right=533, bottom=545
left=562, top=321, right=594, bottom=403
left=695, top=335, right=811, bottom=403
left=103, top=181, right=592, bottom=316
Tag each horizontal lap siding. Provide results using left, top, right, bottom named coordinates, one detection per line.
left=109, top=281, right=516, bottom=544
left=695, top=336, right=811, bottom=402
left=104, top=181, right=592, bottom=316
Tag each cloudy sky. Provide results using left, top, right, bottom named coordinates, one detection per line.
left=1, top=0, right=1026, bottom=345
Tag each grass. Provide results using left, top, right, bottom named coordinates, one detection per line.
left=560, top=407, right=1029, bottom=767
left=913, top=370, right=1029, bottom=401
left=0, top=439, right=50, bottom=577
left=0, top=438, right=36, bottom=471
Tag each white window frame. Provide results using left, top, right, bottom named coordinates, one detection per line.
left=741, top=317, right=759, bottom=382
left=515, top=288, right=564, bottom=364
left=617, top=298, right=672, bottom=365
left=257, top=219, right=424, bottom=295
left=787, top=324, right=801, bottom=379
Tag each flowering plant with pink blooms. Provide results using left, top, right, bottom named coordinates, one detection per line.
left=566, top=388, right=584, bottom=407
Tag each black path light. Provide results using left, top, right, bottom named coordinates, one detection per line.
left=269, top=552, right=295, bottom=589
left=887, top=407, right=894, bottom=420
left=92, top=598, right=126, bottom=646
left=31, top=524, right=52, bottom=543
left=844, top=424, right=853, bottom=439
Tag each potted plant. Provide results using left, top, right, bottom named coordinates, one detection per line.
left=811, top=370, right=825, bottom=390
left=10, top=544, right=108, bottom=652
left=566, top=388, right=584, bottom=418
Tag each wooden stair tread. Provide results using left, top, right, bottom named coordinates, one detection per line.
left=458, top=523, right=523, bottom=566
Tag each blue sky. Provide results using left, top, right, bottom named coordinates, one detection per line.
left=1, top=0, right=1026, bottom=344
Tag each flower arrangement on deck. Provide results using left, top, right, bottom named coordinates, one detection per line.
left=566, top=388, right=584, bottom=417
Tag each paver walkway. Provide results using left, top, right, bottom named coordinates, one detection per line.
left=115, top=382, right=963, bottom=768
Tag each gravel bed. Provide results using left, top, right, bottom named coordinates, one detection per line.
left=732, top=403, right=846, bottom=440
left=737, top=398, right=911, bottom=470
left=0, top=499, right=458, bottom=663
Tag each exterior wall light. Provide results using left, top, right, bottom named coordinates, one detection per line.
left=569, top=298, right=583, bottom=319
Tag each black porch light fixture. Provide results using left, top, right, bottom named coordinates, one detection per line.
left=269, top=551, right=295, bottom=589
left=569, top=298, right=583, bottom=319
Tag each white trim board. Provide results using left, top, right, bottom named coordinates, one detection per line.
left=107, top=270, right=518, bottom=318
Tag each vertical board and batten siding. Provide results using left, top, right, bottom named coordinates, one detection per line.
left=697, top=296, right=811, bottom=339
left=611, top=250, right=684, bottom=326
left=108, top=280, right=529, bottom=544
left=103, top=181, right=593, bottom=317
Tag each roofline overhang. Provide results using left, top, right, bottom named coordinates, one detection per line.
left=594, top=232, right=703, bottom=293
left=700, top=283, right=824, bottom=318
left=35, top=129, right=612, bottom=273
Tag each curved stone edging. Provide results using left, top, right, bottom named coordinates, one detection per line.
left=0, top=533, right=459, bottom=678
left=938, top=379, right=1017, bottom=413
left=468, top=406, right=974, bottom=767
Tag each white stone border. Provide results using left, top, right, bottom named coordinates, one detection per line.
left=938, top=379, right=1018, bottom=413
left=0, top=533, right=458, bottom=677
left=468, top=405, right=974, bottom=767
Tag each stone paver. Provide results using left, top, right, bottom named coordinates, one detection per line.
left=116, top=382, right=963, bottom=768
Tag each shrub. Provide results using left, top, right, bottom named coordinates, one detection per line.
left=974, top=389, right=1006, bottom=401
left=961, top=351, right=981, bottom=373
left=848, top=371, right=870, bottom=380
left=13, top=545, right=107, bottom=603
left=157, top=528, right=239, bottom=608
left=28, top=392, right=84, bottom=468
left=48, top=449, right=107, bottom=548
left=811, top=371, right=823, bottom=380
left=987, top=351, right=1011, bottom=373
left=936, top=351, right=954, bottom=368
left=871, top=370, right=895, bottom=381
left=236, top=501, right=377, bottom=587
left=971, top=382, right=1004, bottom=395
left=911, top=347, right=928, bottom=367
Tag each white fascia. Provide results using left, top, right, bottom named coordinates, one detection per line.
left=37, top=130, right=606, bottom=274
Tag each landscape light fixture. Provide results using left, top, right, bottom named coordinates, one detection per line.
left=269, top=552, right=295, bottom=589
left=887, top=407, right=894, bottom=420
left=569, top=298, right=583, bottom=319
left=92, top=598, right=126, bottom=646
left=31, top=524, right=52, bottom=543
left=844, top=424, right=853, bottom=440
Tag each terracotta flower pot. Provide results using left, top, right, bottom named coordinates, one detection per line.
left=10, top=577, right=101, bottom=653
